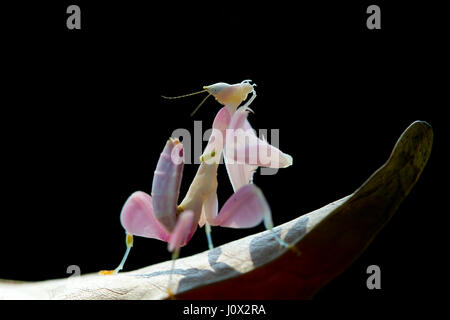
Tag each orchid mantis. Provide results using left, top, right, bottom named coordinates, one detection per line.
left=101, top=80, right=295, bottom=296
left=101, top=137, right=272, bottom=295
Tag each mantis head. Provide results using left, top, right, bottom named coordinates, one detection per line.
left=204, top=80, right=256, bottom=107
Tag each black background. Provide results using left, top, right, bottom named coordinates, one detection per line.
left=0, top=1, right=446, bottom=302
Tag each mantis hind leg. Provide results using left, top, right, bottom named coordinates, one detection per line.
left=264, top=216, right=301, bottom=256
left=205, top=222, right=214, bottom=250
left=99, top=233, right=134, bottom=275
left=167, top=248, right=180, bottom=299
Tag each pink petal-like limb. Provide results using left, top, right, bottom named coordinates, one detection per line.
left=224, top=155, right=258, bottom=192
left=226, top=107, right=293, bottom=169
left=120, top=191, right=171, bottom=241
left=222, top=107, right=295, bottom=250
left=151, top=138, right=184, bottom=233
left=167, top=210, right=195, bottom=253
left=223, top=107, right=259, bottom=192
left=207, top=184, right=271, bottom=228
left=100, top=191, right=171, bottom=275
left=231, top=132, right=293, bottom=168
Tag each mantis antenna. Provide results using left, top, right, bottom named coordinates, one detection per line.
left=190, top=93, right=211, bottom=117
left=161, top=89, right=207, bottom=99
left=161, top=89, right=212, bottom=117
